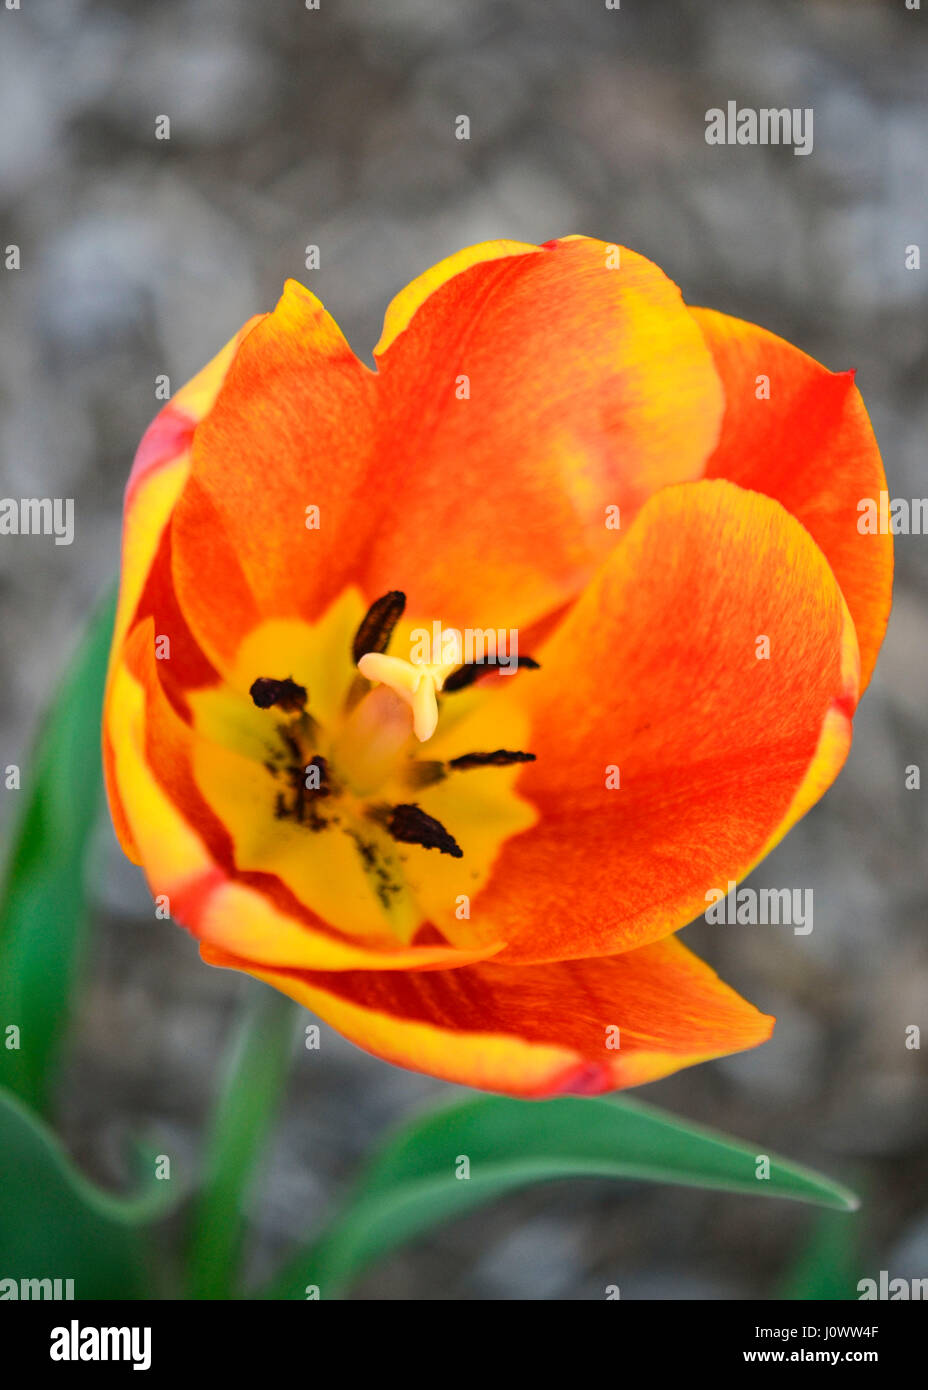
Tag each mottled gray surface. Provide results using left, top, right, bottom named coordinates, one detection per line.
left=0, top=0, right=926, bottom=1299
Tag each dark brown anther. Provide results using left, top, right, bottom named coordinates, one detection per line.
left=448, top=750, right=536, bottom=770
left=406, top=760, right=447, bottom=788
left=250, top=676, right=308, bottom=712
left=352, top=590, right=407, bottom=663
left=382, top=803, right=463, bottom=858
left=442, top=655, right=540, bottom=692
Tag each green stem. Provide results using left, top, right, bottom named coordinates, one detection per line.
left=186, top=985, right=299, bottom=1299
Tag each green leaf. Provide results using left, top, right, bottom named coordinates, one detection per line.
left=777, top=1207, right=864, bottom=1300
left=0, top=588, right=116, bottom=1113
left=186, top=984, right=299, bottom=1299
left=262, top=1093, right=859, bottom=1299
left=0, top=1086, right=165, bottom=1299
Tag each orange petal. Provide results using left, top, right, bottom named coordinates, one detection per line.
left=374, top=238, right=543, bottom=355
left=201, top=933, right=774, bottom=1097
left=104, top=319, right=262, bottom=855
left=169, top=242, right=725, bottom=675
left=365, top=236, right=724, bottom=630
left=469, top=478, right=859, bottom=963
left=692, top=306, right=893, bottom=691
left=169, top=280, right=379, bottom=676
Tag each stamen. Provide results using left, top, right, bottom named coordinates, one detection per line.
left=250, top=676, right=307, bottom=712
left=405, top=760, right=446, bottom=788
left=442, top=655, right=540, bottom=692
left=448, top=750, right=536, bottom=770
left=352, top=590, right=407, bottom=663
left=380, top=802, right=463, bottom=858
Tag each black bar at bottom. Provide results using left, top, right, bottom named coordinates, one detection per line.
left=0, top=1298, right=920, bottom=1375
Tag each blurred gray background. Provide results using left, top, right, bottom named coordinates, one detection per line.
left=1, top=0, right=926, bottom=1298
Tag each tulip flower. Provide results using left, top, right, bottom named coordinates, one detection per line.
left=103, top=237, right=892, bottom=1097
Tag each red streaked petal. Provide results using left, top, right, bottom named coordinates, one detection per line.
left=692, top=306, right=893, bottom=691
left=202, top=933, right=774, bottom=1098
left=468, top=478, right=859, bottom=963
left=169, top=242, right=725, bottom=676
left=170, top=281, right=379, bottom=676
left=365, top=236, right=724, bottom=629
left=105, top=320, right=261, bottom=853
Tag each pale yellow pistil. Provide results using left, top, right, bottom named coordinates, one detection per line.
left=357, top=651, right=457, bottom=742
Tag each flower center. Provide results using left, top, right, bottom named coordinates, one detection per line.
left=250, top=592, right=537, bottom=859
left=187, top=589, right=540, bottom=947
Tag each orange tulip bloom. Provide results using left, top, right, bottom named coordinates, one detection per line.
left=103, top=237, right=892, bottom=1097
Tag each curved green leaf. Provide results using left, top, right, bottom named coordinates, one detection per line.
left=0, top=588, right=116, bottom=1113
left=0, top=1086, right=167, bottom=1299
left=262, top=1093, right=859, bottom=1299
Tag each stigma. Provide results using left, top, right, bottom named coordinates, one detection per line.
left=356, top=650, right=455, bottom=742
